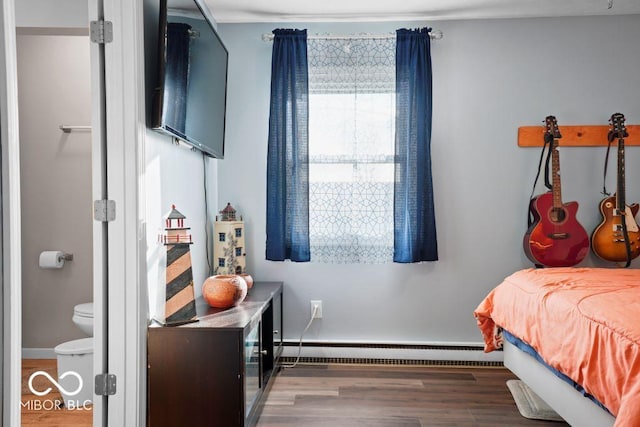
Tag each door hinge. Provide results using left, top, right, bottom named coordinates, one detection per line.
left=95, top=373, right=117, bottom=396
left=94, top=199, right=116, bottom=222
left=90, top=20, right=113, bottom=44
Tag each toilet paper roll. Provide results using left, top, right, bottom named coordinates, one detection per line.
left=39, top=251, right=65, bottom=269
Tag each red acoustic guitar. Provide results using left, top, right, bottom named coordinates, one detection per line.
left=591, top=113, right=640, bottom=265
left=523, top=116, right=589, bottom=267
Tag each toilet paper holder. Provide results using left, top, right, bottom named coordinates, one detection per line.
left=60, top=253, right=74, bottom=262
left=38, top=251, right=74, bottom=269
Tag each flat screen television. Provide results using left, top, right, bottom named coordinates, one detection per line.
left=152, top=0, right=228, bottom=158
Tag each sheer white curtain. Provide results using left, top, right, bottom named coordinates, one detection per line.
left=308, top=37, right=395, bottom=263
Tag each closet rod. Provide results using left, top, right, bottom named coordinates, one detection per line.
left=59, top=125, right=92, bottom=133
left=261, top=29, right=443, bottom=42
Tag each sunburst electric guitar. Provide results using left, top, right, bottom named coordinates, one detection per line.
left=591, top=113, right=640, bottom=265
left=523, top=116, right=590, bottom=267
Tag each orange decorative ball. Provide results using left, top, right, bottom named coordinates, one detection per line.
left=202, top=275, right=247, bottom=309
left=239, top=273, right=254, bottom=290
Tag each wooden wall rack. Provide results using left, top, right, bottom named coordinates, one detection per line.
left=518, top=125, right=640, bottom=147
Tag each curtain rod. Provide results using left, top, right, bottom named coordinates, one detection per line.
left=261, top=30, right=443, bottom=42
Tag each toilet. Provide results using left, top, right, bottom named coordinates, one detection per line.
left=72, top=302, right=94, bottom=337
left=54, top=302, right=94, bottom=408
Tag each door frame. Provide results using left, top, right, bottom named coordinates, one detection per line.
left=1, top=0, right=22, bottom=425
left=1, top=0, right=147, bottom=425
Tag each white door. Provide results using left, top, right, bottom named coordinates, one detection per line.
left=90, top=0, right=146, bottom=425
left=88, top=0, right=109, bottom=424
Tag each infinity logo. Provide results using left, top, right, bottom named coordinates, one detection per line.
left=28, top=371, right=83, bottom=397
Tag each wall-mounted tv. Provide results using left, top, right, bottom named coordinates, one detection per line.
left=152, top=0, right=228, bottom=159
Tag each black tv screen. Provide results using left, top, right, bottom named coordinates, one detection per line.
left=152, top=0, right=228, bottom=158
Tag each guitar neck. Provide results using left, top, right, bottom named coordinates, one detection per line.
left=617, top=137, right=626, bottom=211
left=551, top=138, right=563, bottom=208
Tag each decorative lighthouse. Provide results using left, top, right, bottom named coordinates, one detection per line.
left=157, top=205, right=197, bottom=325
left=213, top=203, right=246, bottom=274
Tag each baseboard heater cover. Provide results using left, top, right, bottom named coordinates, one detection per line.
left=281, top=341, right=503, bottom=366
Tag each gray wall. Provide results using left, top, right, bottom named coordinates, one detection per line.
left=19, top=1, right=640, bottom=349
left=143, top=0, right=219, bottom=319
left=18, top=31, right=93, bottom=348
left=15, top=0, right=87, bottom=28
left=217, top=15, right=640, bottom=345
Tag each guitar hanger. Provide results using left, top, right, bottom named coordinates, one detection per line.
left=518, top=124, right=640, bottom=147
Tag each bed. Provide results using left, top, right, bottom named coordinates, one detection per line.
left=474, top=267, right=640, bottom=427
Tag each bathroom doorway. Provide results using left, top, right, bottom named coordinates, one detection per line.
left=17, top=28, right=93, bottom=359
left=16, top=27, right=94, bottom=425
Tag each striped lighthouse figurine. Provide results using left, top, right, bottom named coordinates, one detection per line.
left=157, top=205, right=198, bottom=325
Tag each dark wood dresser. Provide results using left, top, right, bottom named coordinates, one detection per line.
left=147, top=282, right=283, bottom=426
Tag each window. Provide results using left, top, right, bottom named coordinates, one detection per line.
left=218, top=258, right=225, bottom=267
left=235, top=247, right=242, bottom=257
left=307, top=37, right=395, bottom=263
left=218, top=233, right=225, bottom=242
left=235, top=228, right=242, bottom=238
left=266, top=29, right=437, bottom=263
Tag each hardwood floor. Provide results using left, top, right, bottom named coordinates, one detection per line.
left=22, top=360, right=568, bottom=426
left=257, top=364, right=569, bottom=427
left=21, top=359, right=92, bottom=426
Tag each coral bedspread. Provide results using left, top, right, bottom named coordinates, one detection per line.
left=474, top=267, right=640, bottom=426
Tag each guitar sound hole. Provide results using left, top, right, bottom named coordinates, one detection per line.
left=550, top=208, right=566, bottom=223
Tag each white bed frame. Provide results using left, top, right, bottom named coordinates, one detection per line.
left=504, top=340, right=616, bottom=427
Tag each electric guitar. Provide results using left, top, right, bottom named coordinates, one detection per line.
left=523, top=116, right=589, bottom=267
left=591, top=113, right=640, bottom=265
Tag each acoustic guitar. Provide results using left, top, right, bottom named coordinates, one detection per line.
left=523, top=116, right=589, bottom=267
left=591, top=113, right=640, bottom=265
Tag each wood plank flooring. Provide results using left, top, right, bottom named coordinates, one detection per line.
left=22, top=360, right=568, bottom=426
left=21, top=359, right=92, bottom=426
left=257, top=364, right=569, bottom=427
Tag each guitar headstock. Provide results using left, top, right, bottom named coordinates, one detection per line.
left=544, top=115, right=561, bottom=141
left=609, top=112, right=629, bottom=140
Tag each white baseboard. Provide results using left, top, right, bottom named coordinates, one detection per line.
left=22, top=348, right=56, bottom=359
left=281, top=341, right=503, bottom=364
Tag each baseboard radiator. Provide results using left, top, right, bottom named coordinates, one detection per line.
left=24, top=342, right=502, bottom=367
left=280, top=341, right=503, bottom=367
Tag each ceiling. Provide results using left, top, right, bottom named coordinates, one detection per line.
left=199, top=0, right=640, bottom=23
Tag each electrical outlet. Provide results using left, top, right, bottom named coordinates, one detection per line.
left=310, top=300, right=323, bottom=319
